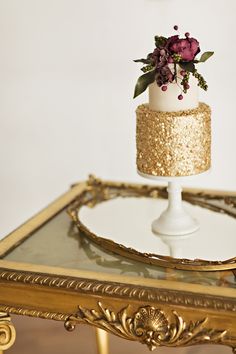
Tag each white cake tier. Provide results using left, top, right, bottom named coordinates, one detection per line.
left=149, top=65, right=199, bottom=112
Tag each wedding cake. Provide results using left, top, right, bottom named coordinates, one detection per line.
left=134, top=26, right=213, bottom=177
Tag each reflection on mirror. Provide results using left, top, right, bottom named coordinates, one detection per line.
left=79, top=196, right=236, bottom=262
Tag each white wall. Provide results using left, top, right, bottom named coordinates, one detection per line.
left=0, top=0, right=236, bottom=238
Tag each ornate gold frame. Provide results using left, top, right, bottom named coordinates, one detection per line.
left=68, top=175, right=236, bottom=272
left=0, top=176, right=235, bottom=352
left=0, top=263, right=235, bottom=352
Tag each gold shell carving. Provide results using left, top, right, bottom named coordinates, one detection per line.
left=134, top=307, right=168, bottom=338
left=66, top=302, right=230, bottom=351
left=0, top=313, right=16, bottom=350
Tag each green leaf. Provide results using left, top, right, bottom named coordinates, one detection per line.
left=133, top=70, right=156, bottom=98
left=134, top=58, right=152, bottom=64
left=179, top=62, right=196, bottom=73
left=198, top=51, right=214, bottom=63
left=155, top=36, right=167, bottom=48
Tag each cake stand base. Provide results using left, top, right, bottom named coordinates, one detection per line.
left=152, top=208, right=199, bottom=236
left=138, top=171, right=200, bottom=236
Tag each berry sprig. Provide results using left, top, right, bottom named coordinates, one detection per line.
left=180, top=71, right=190, bottom=94
left=141, top=64, right=155, bottom=73
left=192, top=69, right=208, bottom=91
left=172, top=54, right=182, bottom=63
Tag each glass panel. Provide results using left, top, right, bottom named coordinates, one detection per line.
left=3, top=209, right=235, bottom=289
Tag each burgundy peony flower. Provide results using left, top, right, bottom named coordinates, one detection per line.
left=168, top=37, right=200, bottom=61
left=166, top=35, right=179, bottom=48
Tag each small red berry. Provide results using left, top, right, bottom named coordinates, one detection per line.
left=185, top=32, right=190, bottom=38
left=162, top=85, right=168, bottom=91
left=185, top=84, right=190, bottom=89
left=168, top=57, right=174, bottom=63
left=178, top=94, right=183, bottom=100
left=174, top=25, right=178, bottom=31
left=180, top=70, right=186, bottom=76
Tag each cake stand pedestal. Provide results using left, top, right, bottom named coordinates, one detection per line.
left=138, top=172, right=199, bottom=236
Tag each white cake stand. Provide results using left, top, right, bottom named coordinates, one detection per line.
left=138, top=171, right=200, bottom=236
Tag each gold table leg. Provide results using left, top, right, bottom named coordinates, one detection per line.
left=95, top=328, right=109, bottom=354
left=0, top=313, right=16, bottom=351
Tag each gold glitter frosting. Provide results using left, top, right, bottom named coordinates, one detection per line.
left=136, top=103, right=211, bottom=177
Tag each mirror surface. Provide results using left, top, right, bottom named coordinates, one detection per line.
left=80, top=197, right=236, bottom=261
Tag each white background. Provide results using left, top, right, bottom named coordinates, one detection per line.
left=0, top=0, right=236, bottom=238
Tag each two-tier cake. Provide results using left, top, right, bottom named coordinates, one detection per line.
left=134, top=26, right=213, bottom=178
left=134, top=26, right=214, bottom=236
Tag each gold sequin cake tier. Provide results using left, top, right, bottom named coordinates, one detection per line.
left=136, top=102, right=211, bottom=177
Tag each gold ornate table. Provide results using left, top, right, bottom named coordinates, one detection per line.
left=0, top=177, right=235, bottom=353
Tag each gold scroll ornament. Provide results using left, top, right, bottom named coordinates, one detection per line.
left=0, top=313, right=16, bottom=351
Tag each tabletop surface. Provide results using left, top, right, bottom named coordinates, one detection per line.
left=2, top=202, right=235, bottom=291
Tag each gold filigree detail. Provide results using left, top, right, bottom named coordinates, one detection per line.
left=0, top=305, right=68, bottom=322
left=0, top=313, right=16, bottom=350
left=0, top=269, right=235, bottom=312
left=66, top=302, right=229, bottom=351
left=67, top=176, right=236, bottom=271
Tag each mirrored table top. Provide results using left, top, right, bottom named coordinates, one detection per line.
left=79, top=197, right=236, bottom=261
left=1, top=178, right=235, bottom=291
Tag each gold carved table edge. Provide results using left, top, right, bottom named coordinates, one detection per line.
left=0, top=264, right=236, bottom=352
left=0, top=175, right=236, bottom=352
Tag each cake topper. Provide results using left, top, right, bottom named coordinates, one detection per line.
left=134, top=26, right=214, bottom=99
